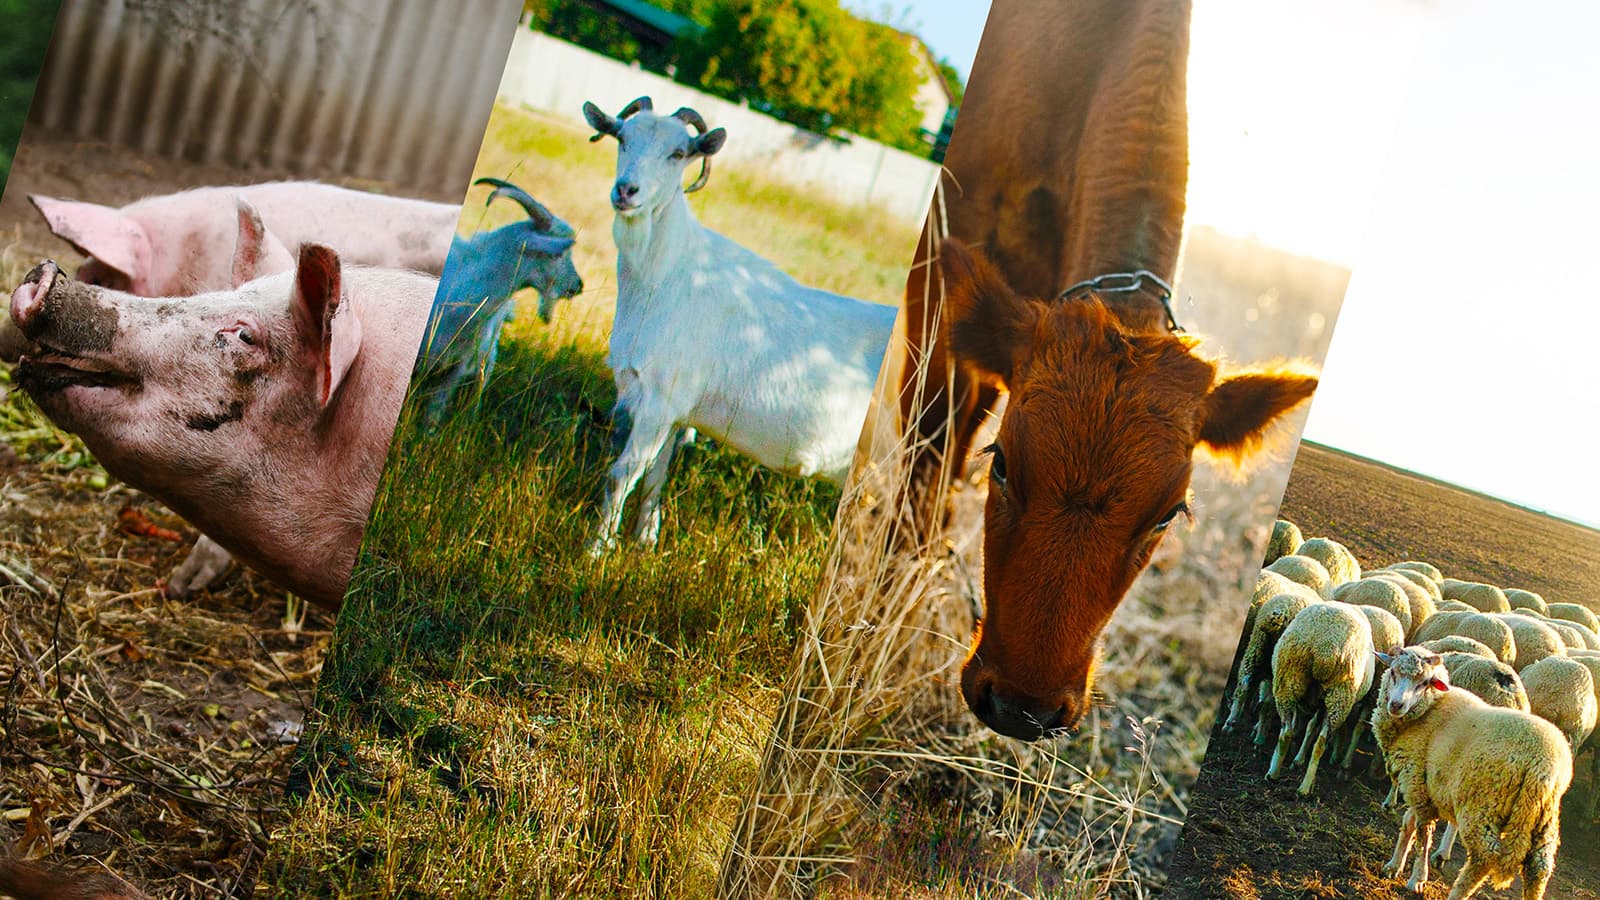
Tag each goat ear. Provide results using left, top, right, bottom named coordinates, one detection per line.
left=943, top=238, right=1039, bottom=387
left=583, top=101, right=619, bottom=141
left=694, top=128, right=727, bottom=157
left=1197, top=365, right=1319, bottom=465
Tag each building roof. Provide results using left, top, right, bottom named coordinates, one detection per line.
left=587, top=0, right=706, bottom=41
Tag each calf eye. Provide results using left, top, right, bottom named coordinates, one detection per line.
left=983, top=443, right=1007, bottom=485
left=1153, top=501, right=1191, bottom=533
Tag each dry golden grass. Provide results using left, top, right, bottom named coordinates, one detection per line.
left=720, top=219, right=1347, bottom=898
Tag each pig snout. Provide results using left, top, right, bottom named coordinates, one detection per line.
left=11, top=259, right=61, bottom=332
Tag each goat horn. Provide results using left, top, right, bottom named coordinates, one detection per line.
left=473, top=177, right=555, bottom=231
left=619, top=96, right=653, bottom=119
left=671, top=107, right=707, bottom=134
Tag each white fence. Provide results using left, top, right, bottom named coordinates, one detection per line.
left=496, top=28, right=943, bottom=224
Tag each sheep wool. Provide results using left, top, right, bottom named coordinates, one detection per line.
left=1268, top=603, right=1375, bottom=797
left=1419, top=635, right=1495, bottom=659
left=1265, top=554, right=1333, bottom=598
left=1371, top=648, right=1571, bottom=900
left=1547, top=602, right=1600, bottom=635
left=1492, top=614, right=1567, bottom=672
left=1439, top=579, right=1511, bottom=614
left=1294, top=537, right=1361, bottom=587
left=1331, top=578, right=1413, bottom=638
left=1388, top=560, right=1444, bottom=582
left=1264, top=519, right=1303, bottom=566
left=1504, top=588, right=1550, bottom=616
left=1521, top=655, right=1598, bottom=754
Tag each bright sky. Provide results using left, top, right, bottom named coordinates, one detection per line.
left=1301, top=0, right=1600, bottom=528
left=843, top=1, right=986, bottom=77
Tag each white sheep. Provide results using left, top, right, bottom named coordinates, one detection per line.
left=1414, top=611, right=1516, bottom=665
left=1331, top=578, right=1413, bottom=638
left=1264, top=519, right=1303, bottom=565
left=1371, top=647, right=1571, bottom=900
left=581, top=97, right=896, bottom=552
left=1294, top=537, right=1361, bottom=587
left=1547, top=602, right=1600, bottom=635
left=1266, top=602, right=1375, bottom=797
left=1492, top=613, right=1567, bottom=672
left=1504, top=588, right=1550, bottom=616
left=1565, top=650, right=1600, bottom=822
left=1265, top=554, right=1333, bottom=598
left=1225, top=587, right=1322, bottom=737
left=1420, top=635, right=1496, bottom=659
left=1367, top=570, right=1438, bottom=637
left=1439, top=579, right=1512, bottom=614
left=1435, top=599, right=1478, bottom=615
left=1389, top=560, right=1444, bottom=582
left=1520, top=655, right=1598, bottom=755
left=1537, top=615, right=1600, bottom=652
left=1336, top=604, right=1406, bottom=770
left=1439, top=652, right=1529, bottom=712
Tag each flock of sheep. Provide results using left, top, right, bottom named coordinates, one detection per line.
left=1225, top=519, right=1598, bottom=899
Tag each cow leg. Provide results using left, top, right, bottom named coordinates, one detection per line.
left=164, top=534, right=235, bottom=598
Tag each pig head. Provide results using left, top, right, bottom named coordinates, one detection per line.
left=9, top=246, right=434, bottom=610
left=30, top=192, right=296, bottom=296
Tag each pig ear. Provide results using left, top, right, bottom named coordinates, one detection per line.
left=230, top=198, right=294, bottom=287
left=29, top=195, right=152, bottom=285
left=290, top=244, right=361, bottom=407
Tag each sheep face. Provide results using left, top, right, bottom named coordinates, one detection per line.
left=1376, top=647, right=1450, bottom=720
left=583, top=99, right=727, bottom=216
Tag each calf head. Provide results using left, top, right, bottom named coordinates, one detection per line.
left=583, top=97, right=727, bottom=215
left=941, top=238, right=1319, bottom=739
left=30, top=192, right=294, bottom=295
left=10, top=243, right=361, bottom=499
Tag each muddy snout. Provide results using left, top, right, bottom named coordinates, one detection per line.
left=9, top=259, right=118, bottom=352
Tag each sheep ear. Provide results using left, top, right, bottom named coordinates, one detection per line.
left=1374, top=650, right=1394, bottom=666
left=1428, top=677, right=1450, bottom=692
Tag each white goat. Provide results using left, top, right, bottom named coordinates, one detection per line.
left=416, top=177, right=583, bottom=421
left=582, top=96, right=897, bottom=552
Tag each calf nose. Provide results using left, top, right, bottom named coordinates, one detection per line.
left=11, top=260, right=60, bottom=332
left=972, top=683, right=1075, bottom=741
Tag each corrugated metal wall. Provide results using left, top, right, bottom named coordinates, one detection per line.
left=27, top=0, right=522, bottom=195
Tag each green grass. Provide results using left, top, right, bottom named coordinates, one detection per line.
left=259, top=102, right=919, bottom=895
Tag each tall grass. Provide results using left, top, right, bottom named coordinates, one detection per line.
left=719, top=221, right=1348, bottom=898
left=258, top=102, right=921, bottom=895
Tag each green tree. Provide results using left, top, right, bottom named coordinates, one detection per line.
left=0, top=0, right=60, bottom=188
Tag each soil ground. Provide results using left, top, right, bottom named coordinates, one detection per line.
left=1165, top=441, right=1600, bottom=900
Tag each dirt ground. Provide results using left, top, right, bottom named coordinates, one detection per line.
left=0, top=126, right=450, bottom=896
left=1164, top=441, right=1600, bottom=900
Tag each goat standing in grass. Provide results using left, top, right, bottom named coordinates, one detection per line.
left=582, top=96, right=897, bottom=553
left=416, top=177, right=583, bottom=423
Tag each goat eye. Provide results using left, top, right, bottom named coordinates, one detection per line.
left=670, top=149, right=686, bottom=160
left=984, top=443, right=1007, bottom=485
left=1153, top=501, right=1191, bottom=533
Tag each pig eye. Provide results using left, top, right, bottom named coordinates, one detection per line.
left=237, top=326, right=256, bottom=346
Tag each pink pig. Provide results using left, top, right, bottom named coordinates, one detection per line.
left=28, top=182, right=462, bottom=295
left=9, top=245, right=433, bottom=611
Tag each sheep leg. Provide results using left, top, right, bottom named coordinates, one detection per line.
left=1445, top=856, right=1490, bottom=900
left=1406, top=815, right=1434, bottom=893
left=1223, top=671, right=1252, bottom=733
left=629, top=428, right=684, bottom=547
left=1293, top=708, right=1324, bottom=769
left=1297, top=713, right=1335, bottom=797
left=1299, top=684, right=1355, bottom=798
left=1267, top=708, right=1300, bottom=780
left=1385, top=807, right=1417, bottom=878
left=1252, top=681, right=1276, bottom=746
left=1521, top=814, right=1559, bottom=900
left=591, top=412, right=676, bottom=556
left=1589, top=749, right=1599, bottom=823
left=1431, top=821, right=1457, bottom=869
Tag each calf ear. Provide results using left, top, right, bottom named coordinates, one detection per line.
left=29, top=195, right=152, bottom=287
left=290, top=244, right=361, bottom=407
left=942, top=238, right=1039, bottom=387
left=230, top=198, right=295, bottom=287
left=1198, top=364, right=1319, bottom=465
